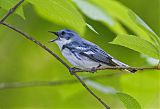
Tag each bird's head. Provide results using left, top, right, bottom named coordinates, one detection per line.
left=49, top=29, right=80, bottom=48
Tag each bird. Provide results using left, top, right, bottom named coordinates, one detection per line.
left=49, top=29, right=136, bottom=73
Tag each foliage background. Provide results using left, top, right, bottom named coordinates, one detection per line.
left=0, top=0, right=159, bottom=109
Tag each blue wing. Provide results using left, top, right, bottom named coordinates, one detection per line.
left=63, top=40, right=118, bottom=66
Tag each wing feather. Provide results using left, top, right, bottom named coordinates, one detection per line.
left=77, top=40, right=118, bottom=66
left=63, top=39, right=125, bottom=66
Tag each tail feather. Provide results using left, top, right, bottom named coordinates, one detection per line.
left=125, top=69, right=137, bottom=73
left=112, top=58, right=137, bottom=73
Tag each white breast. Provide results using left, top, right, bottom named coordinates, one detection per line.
left=55, top=39, right=72, bottom=50
left=62, top=48, right=100, bottom=69
left=55, top=39, right=106, bottom=69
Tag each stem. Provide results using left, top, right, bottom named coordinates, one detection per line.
left=0, top=0, right=25, bottom=23
left=1, top=22, right=70, bottom=70
left=0, top=72, right=123, bottom=90
left=73, top=73, right=110, bottom=109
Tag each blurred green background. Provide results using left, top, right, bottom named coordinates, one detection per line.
left=0, top=0, right=159, bottom=109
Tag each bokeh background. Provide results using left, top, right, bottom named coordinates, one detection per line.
left=0, top=0, right=159, bottom=109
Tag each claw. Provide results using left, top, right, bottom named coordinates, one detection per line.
left=90, top=67, right=97, bottom=73
left=69, top=67, right=80, bottom=75
left=69, top=68, right=75, bottom=75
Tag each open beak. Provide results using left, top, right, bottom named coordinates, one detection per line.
left=48, top=31, right=59, bottom=42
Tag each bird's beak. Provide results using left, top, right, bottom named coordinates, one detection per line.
left=48, top=31, right=58, bottom=36
left=48, top=31, right=59, bottom=42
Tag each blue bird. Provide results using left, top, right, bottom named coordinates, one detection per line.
left=49, top=29, right=136, bottom=73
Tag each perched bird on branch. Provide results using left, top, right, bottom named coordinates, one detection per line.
left=49, top=29, right=137, bottom=73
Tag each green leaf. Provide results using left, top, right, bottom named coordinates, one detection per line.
left=120, top=70, right=160, bottom=108
left=72, top=0, right=127, bottom=34
left=128, top=10, right=160, bottom=46
left=90, top=0, right=152, bottom=43
left=117, top=92, right=141, bottom=109
left=86, top=23, right=99, bottom=34
left=86, top=80, right=117, bottom=94
left=27, top=0, right=86, bottom=35
left=110, top=34, right=159, bottom=59
left=0, top=0, right=25, bottom=19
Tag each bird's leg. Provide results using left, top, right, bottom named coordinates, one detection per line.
left=90, top=67, right=97, bottom=73
left=90, top=64, right=101, bottom=73
left=69, top=67, right=75, bottom=75
left=69, top=67, right=80, bottom=75
left=69, top=66, right=99, bottom=74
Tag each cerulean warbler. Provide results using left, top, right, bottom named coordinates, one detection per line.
left=49, top=29, right=136, bottom=73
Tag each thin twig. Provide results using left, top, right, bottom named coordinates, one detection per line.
left=97, top=66, right=159, bottom=70
left=1, top=22, right=70, bottom=69
left=0, top=0, right=24, bottom=23
left=0, top=72, right=124, bottom=90
left=0, top=80, right=77, bottom=90
left=73, top=66, right=160, bottom=73
left=73, top=73, right=110, bottom=109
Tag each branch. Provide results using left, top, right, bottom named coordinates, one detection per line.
left=0, top=79, right=77, bottom=90
left=0, top=0, right=24, bottom=23
left=0, top=72, right=123, bottom=90
left=1, top=22, right=70, bottom=69
left=73, top=66, right=160, bottom=73
left=73, top=73, right=110, bottom=109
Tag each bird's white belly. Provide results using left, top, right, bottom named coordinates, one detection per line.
left=62, top=49, right=99, bottom=69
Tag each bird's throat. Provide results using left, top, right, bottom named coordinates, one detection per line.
left=55, top=39, right=72, bottom=50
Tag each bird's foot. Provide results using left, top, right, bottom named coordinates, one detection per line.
left=69, top=67, right=80, bottom=75
left=69, top=67, right=97, bottom=74
left=90, top=67, right=97, bottom=73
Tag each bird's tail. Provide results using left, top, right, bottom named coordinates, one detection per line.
left=125, top=68, right=137, bottom=73
left=112, top=59, right=137, bottom=73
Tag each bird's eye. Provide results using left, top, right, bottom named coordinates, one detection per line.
left=61, top=31, right=65, bottom=35
left=66, top=36, right=70, bottom=40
